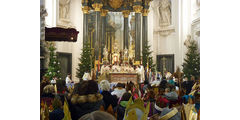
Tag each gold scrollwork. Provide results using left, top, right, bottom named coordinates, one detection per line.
left=109, top=0, right=123, bottom=10
left=92, top=3, right=103, bottom=11
left=82, top=6, right=90, bottom=14
left=82, top=0, right=88, bottom=4
left=142, top=9, right=149, bottom=16
left=133, top=5, right=143, bottom=13
left=122, top=10, right=130, bottom=18
left=100, top=9, right=108, bottom=16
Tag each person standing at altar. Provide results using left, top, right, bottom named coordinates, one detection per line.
left=51, top=76, right=57, bottom=85
left=105, top=64, right=110, bottom=74
left=139, top=64, right=145, bottom=83
left=136, top=66, right=141, bottom=81
left=112, top=62, right=120, bottom=73
left=148, top=69, right=152, bottom=83
left=129, top=65, right=135, bottom=73
left=66, top=73, right=73, bottom=88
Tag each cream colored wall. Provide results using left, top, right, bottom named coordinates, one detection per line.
left=148, top=0, right=200, bottom=72
left=45, top=0, right=83, bottom=82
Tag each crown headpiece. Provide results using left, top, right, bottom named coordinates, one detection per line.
left=124, top=97, right=150, bottom=120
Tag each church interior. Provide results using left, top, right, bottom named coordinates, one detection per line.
left=40, top=0, right=200, bottom=120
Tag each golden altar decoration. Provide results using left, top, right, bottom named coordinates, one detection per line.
left=109, top=0, right=123, bottom=10
left=112, top=42, right=120, bottom=64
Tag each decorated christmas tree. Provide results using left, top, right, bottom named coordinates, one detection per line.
left=182, top=40, right=200, bottom=79
left=142, top=41, right=156, bottom=72
left=76, top=43, right=92, bottom=81
left=44, top=43, right=61, bottom=80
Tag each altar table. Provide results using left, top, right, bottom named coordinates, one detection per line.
left=109, top=73, right=139, bottom=84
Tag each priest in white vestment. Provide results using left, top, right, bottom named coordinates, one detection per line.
left=140, top=65, right=145, bottom=83
left=112, top=64, right=120, bottom=73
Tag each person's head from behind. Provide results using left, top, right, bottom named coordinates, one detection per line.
left=43, top=85, right=55, bottom=94
left=126, top=81, right=134, bottom=92
left=191, top=76, right=195, bottom=81
left=159, top=88, right=165, bottom=95
left=79, top=111, right=116, bottom=120
left=67, top=73, right=71, bottom=78
left=121, top=92, right=132, bottom=102
left=116, top=83, right=125, bottom=89
left=87, top=80, right=99, bottom=94
left=100, top=80, right=110, bottom=91
left=52, top=97, right=62, bottom=110
left=144, top=80, right=149, bottom=85
left=169, top=84, right=176, bottom=92
left=165, top=85, right=170, bottom=93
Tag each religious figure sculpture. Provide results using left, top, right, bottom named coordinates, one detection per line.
left=158, top=0, right=171, bottom=26
left=103, top=46, right=108, bottom=62
left=184, top=35, right=192, bottom=47
left=59, top=0, right=70, bottom=20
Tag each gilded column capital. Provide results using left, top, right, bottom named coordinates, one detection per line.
left=82, top=6, right=90, bottom=14
left=122, top=10, right=130, bottom=18
left=92, top=3, right=103, bottom=12
left=133, top=5, right=143, bottom=13
left=100, top=9, right=108, bottom=16
left=142, top=9, right=149, bottom=16
left=82, top=0, right=89, bottom=4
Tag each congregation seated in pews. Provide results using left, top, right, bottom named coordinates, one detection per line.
left=40, top=71, right=200, bottom=120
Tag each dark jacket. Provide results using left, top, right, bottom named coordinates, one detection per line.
left=101, top=91, right=118, bottom=110
left=116, top=104, right=126, bottom=120
left=49, top=108, right=64, bottom=120
left=69, top=100, right=104, bottom=120
left=41, top=93, right=55, bottom=107
left=182, top=80, right=194, bottom=94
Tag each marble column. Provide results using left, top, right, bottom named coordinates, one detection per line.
left=100, top=9, right=108, bottom=61
left=133, top=5, right=143, bottom=62
left=82, top=6, right=89, bottom=46
left=92, top=3, right=103, bottom=60
left=142, top=9, right=149, bottom=49
left=122, top=10, right=130, bottom=49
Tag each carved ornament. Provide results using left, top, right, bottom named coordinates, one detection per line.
left=133, top=5, right=143, bottom=13
left=82, top=6, right=90, bottom=14
left=109, top=0, right=123, bottom=10
left=92, top=3, right=103, bottom=11
left=122, top=10, right=130, bottom=18
left=101, top=9, right=108, bottom=16
left=142, top=9, right=149, bottom=16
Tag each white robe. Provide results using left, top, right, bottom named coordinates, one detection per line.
left=111, top=88, right=126, bottom=98
left=140, top=66, right=145, bottom=82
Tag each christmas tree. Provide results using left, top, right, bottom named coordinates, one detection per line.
left=76, top=43, right=92, bottom=81
left=182, top=40, right=200, bottom=79
left=44, top=43, right=61, bottom=80
left=142, top=41, right=156, bottom=72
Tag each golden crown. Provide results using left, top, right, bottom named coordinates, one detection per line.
left=124, top=97, right=150, bottom=120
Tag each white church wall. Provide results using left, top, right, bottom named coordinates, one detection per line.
left=149, top=0, right=195, bottom=72
left=45, top=0, right=83, bottom=82
left=149, top=0, right=181, bottom=71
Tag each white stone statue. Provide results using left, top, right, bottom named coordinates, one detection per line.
left=103, top=46, right=108, bottom=60
left=158, top=0, right=171, bottom=26
left=184, top=35, right=192, bottom=47
left=59, top=0, right=70, bottom=20
left=113, top=42, right=119, bottom=53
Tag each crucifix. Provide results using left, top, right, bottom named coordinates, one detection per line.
left=161, top=57, right=167, bottom=73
